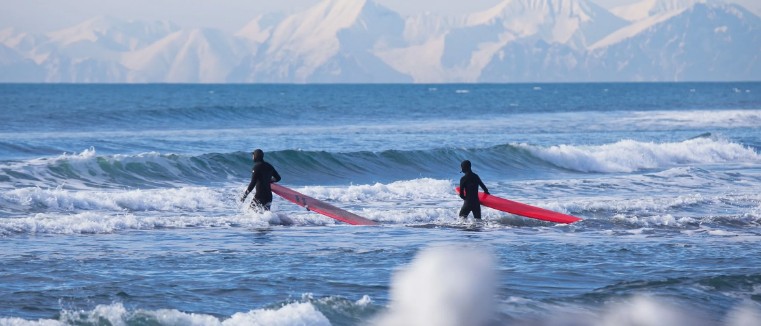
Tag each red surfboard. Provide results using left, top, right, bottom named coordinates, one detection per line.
left=272, top=184, right=377, bottom=226
left=455, top=187, right=581, bottom=224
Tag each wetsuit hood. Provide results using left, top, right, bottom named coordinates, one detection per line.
left=252, top=149, right=264, bottom=163
left=460, top=160, right=472, bottom=173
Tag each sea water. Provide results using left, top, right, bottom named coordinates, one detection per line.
left=1, top=83, right=760, bottom=326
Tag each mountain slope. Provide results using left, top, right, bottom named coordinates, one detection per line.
left=46, top=16, right=179, bottom=52
left=0, top=43, right=44, bottom=82
left=379, top=0, right=628, bottom=82
left=589, top=2, right=761, bottom=81
left=123, top=28, right=246, bottom=82
left=231, top=0, right=409, bottom=82
left=465, top=0, right=628, bottom=48
left=610, top=0, right=703, bottom=21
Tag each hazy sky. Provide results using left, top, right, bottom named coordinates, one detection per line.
left=1, top=0, right=637, bottom=33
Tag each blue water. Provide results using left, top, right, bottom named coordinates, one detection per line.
left=1, top=83, right=760, bottom=325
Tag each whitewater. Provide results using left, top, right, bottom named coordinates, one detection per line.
left=1, top=83, right=760, bottom=326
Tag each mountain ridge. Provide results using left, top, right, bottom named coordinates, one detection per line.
left=1, top=0, right=758, bottom=82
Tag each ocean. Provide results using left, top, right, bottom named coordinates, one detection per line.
left=1, top=83, right=760, bottom=326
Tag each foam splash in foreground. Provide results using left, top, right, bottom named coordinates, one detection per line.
left=1, top=245, right=760, bottom=325
left=372, top=245, right=497, bottom=326
left=370, top=245, right=761, bottom=326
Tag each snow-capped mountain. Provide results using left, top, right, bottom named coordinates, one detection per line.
left=377, top=0, right=627, bottom=82
left=0, top=0, right=759, bottom=83
left=590, top=2, right=761, bottom=81
left=38, top=16, right=180, bottom=66
left=236, top=12, right=285, bottom=45
left=402, top=13, right=458, bottom=45
left=231, top=0, right=410, bottom=82
left=466, top=0, right=627, bottom=48
left=123, top=28, right=247, bottom=82
left=46, top=16, right=179, bottom=52
left=0, top=16, right=182, bottom=82
left=610, top=0, right=704, bottom=21
left=478, top=1, right=761, bottom=82
left=0, top=43, right=43, bottom=82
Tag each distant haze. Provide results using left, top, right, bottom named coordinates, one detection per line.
left=7, top=0, right=500, bottom=33
left=0, top=0, right=730, bottom=33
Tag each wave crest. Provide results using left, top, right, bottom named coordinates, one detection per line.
left=0, top=138, right=757, bottom=190
left=522, top=137, right=760, bottom=173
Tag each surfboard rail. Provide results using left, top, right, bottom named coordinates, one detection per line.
left=272, top=183, right=377, bottom=226
left=455, top=187, right=581, bottom=224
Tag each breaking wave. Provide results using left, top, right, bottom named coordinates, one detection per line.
left=1, top=137, right=757, bottom=190
left=520, top=137, right=760, bottom=173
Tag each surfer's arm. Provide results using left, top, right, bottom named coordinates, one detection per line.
left=271, top=168, right=281, bottom=183
left=478, top=177, right=489, bottom=195
left=241, top=171, right=256, bottom=201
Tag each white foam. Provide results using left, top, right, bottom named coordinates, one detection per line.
left=358, top=207, right=460, bottom=225
left=372, top=246, right=761, bottom=326
left=3, top=173, right=759, bottom=233
left=55, top=147, right=98, bottom=160
left=0, top=179, right=464, bottom=233
left=521, top=138, right=760, bottom=173
left=288, top=179, right=460, bottom=224
left=725, top=303, right=761, bottom=326
left=374, top=245, right=496, bottom=326
left=356, top=295, right=372, bottom=306
left=746, top=204, right=761, bottom=221
left=299, top=178, right=452, bottom=203
left=0, top=210, right=286, bottom=235
left=0, top=182, right=358, bottom=233
left=579, top=193, right=708, bottom=213
left=597, top=295, right=703, bottom=326
left=707, top=229, right=739, bottom=237
left=223, top=302, right=330, bottom=326
left=0, top=318, right=64, bottom=325
left=2, top=269, right=760, bottom=326
left=3, top=186, right=229, bottom=212
left=44, top=301, right=329, bottom=326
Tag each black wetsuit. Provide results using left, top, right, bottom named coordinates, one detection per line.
left=459, top=171, right=488, bottom=219
left=245, top=160, right=281, bottom=210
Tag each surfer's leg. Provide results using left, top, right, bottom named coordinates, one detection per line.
left=250, top=198, right=261, bottom=210
left=459, top=202, right=471, bottom=218
left=251, top=199, right=272, bottom=212
left=473, top=204, right=482, bottom=220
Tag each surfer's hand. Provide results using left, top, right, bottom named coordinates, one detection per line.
left=484, top=190, right=490, bottom=195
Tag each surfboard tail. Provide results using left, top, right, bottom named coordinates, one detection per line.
left=272, top=184, right=377, bottom=226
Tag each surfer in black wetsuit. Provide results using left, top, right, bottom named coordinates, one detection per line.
left=459, top=160, right=489, bottom=220
left=241, top=149, right=281, bottom=211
